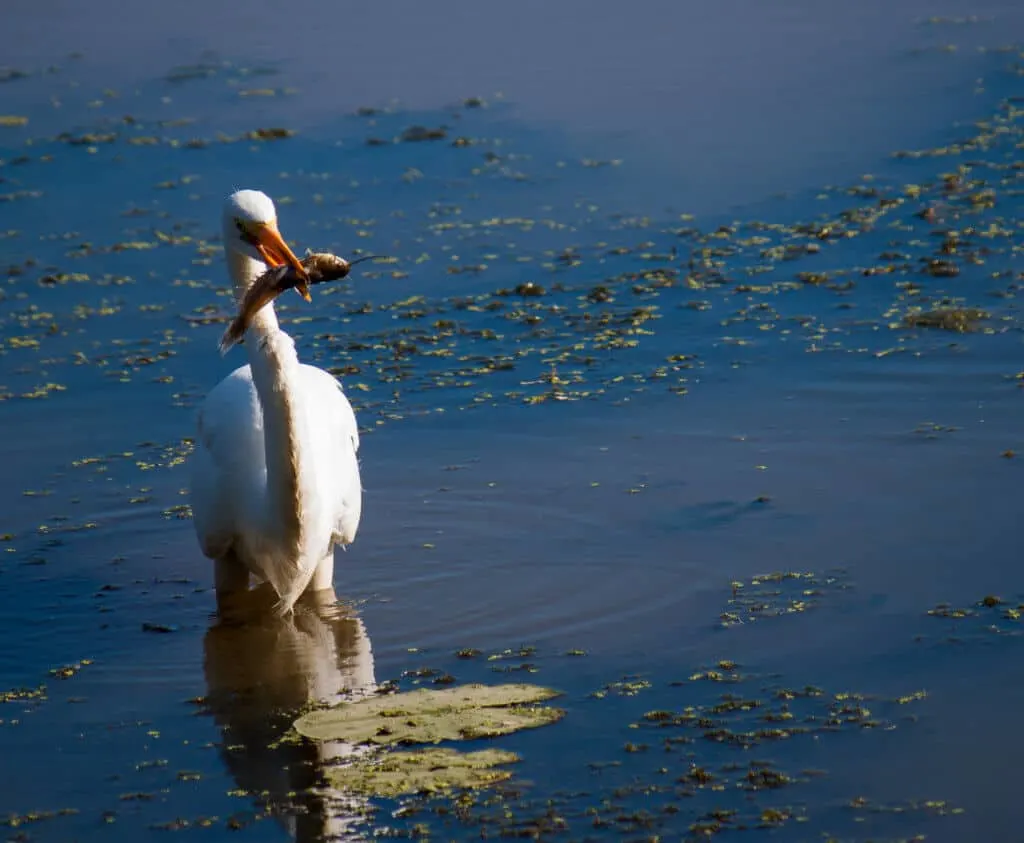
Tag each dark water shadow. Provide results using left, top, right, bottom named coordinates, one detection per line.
left=203, top=587, right=376, bottom=841
left=669, top=499, right=769, bottom=531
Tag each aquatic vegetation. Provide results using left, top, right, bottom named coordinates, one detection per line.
left=326, top=747, right=520, bottom=797
left=3, top=62, right=1021, bottom=424
left=293, top=683, right=563, bottom=744
left=0, top=682, right=48, bottom=706
left=47, top=658, right=94, bottom=679
left=286, top=684, right=562, bottom=798
left=902, top=306, right=989, bottom=332
left=591, top=676, right=653, bottom=698
left=399, top=125, right=448, bottom=143
left=1, top=808, right=80, bottom=828
left=719, top=570, right=852, bottom=628
left=923, top=594, right=1024, bottom=642
left=373, top=664, right=939, bottom=839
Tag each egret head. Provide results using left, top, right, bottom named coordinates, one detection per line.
left=222, top=189, right=310, bottom=300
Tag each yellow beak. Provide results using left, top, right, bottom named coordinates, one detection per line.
left=252, top=220, right=312, bottom=301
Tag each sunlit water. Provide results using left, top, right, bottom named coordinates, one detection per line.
left=1, top=1, right=1023, bottom=840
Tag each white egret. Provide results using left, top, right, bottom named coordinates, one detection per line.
left=190, top=189, right=362, bottom=615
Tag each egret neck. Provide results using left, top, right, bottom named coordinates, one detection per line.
left=226, top=245, right=306, bottom=560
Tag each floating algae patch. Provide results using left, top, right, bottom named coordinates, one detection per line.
left=327, top=748, right=520, bottom=797
left=922, top=593, right=1024, bottom=643
left=719, top=570, right=852, bottom=628
left=383, top=668, right=938, bottom=839
left=902, top=306, right=989, bottom=332
left=293, top=683, right=562, bottom=745
left=292, top=685, right=560, bottom=799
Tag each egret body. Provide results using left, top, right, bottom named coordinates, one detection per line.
left=189, top=190, right=362, bottom=615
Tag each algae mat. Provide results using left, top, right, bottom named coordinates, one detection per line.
left=294, top=683, right=563, bottom=745
left=326, top=748, right=521, bottom=797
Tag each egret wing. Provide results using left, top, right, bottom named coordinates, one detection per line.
left=190, top=366, right=265, bottom=559
left=299, top=365, right=362, bottom=548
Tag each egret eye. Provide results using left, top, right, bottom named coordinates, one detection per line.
left=235, top=218, right=258, bottom=246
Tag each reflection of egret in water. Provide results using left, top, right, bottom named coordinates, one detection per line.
left=203, top=586, right=376, bottom=841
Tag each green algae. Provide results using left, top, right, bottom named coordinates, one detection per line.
left=923, top=593, right=1024, bottom=642
left=289, top=684, right=561, bottom=799
left=719, top=570, right=852, bottom=628
left=326, top=747, right=520, bottom=797
left=293, top=683, right=562, bottom=745
left=902, top=306, right=989, bottom=332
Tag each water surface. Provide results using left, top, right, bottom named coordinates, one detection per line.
left=1, top=2, right=1023, bottom=840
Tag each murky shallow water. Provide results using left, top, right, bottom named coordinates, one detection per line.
left=2, top=2, right=1023, bottom=840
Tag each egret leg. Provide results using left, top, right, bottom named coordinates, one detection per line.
left=215, top=550, right=250, bottom=613
left=308, top=552, right=335, bottom=593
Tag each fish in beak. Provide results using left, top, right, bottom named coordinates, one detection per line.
left=220, top=253, right=382, bottom=353
left=247, top=220, right=312, bottom=301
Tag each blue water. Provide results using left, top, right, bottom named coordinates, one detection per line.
left=1, top=2, right=1023, bottom=840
